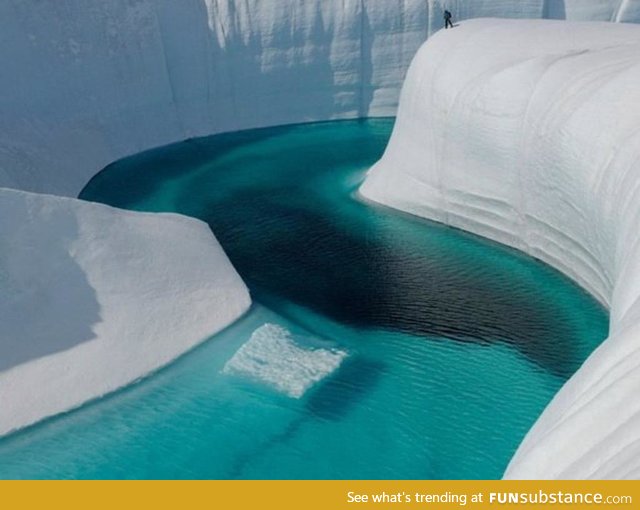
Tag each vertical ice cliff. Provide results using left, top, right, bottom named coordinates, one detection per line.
left=361, top=18, right=640, bottom=479
left=2, top=0, right=640, bottom=196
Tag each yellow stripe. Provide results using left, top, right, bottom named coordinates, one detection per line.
left=3, top=480, right=639, bottom=510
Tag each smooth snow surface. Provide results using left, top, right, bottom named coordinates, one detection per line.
left=361, top=19, right=640, bottom=479
left=223, top=323, right=347, bottom=398
left=3, top=0, right=640, bottom=196
left=0, top=187, right=250, bottom=435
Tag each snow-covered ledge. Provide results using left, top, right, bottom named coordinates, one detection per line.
left=361, top=19, right=640, bottom=479
left=0, top=187, right=250, bottom=436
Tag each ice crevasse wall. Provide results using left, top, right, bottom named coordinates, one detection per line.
left=3, top=0, right=640, bottom=196
left=361, top=19, right=640, bottom=479
left=1, top=0, right=640, bottom=472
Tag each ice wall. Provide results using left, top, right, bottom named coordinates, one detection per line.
left=2, top=0, right=640, bottom=197
left=0, top=187, right=250, bottom=435
left=361, top=19, right=640, bottom=479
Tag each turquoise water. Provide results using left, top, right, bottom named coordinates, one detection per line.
left=0, top=119, right=607, bottom=479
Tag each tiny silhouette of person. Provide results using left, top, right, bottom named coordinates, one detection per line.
left=444, top=9, right=453, bottom=29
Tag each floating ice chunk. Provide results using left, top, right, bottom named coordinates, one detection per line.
left=223, top=323, right=347, bottom=398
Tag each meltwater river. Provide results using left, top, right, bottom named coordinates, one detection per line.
left=0, top=119, right=607, bottom=479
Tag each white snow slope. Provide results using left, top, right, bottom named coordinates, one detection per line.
left=361, top=19, right=640, bottom=479
left=0, top=187, right=250, bottom=435
left=3, top=0, right=640, bottom=197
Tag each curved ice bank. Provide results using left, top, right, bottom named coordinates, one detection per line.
left=3, top=0, right=640, bottom=197
left=361, top=19, right=640, bottom=479
left=0, top=187, right=250, bottom=436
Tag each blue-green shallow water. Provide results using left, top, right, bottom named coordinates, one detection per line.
left=0, top=119, right=607, bottom=479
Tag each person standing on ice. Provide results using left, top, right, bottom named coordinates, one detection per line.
left=444, top=9, right=454, bottom=29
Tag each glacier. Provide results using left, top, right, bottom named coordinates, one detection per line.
left=361, top=18, right=640, bottom=479
left=0, top=187, right=250, bottom=435
left=3, top=0, right=640, bottom=476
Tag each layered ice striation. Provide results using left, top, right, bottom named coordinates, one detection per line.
left=3, top=0, right=640, bottom=196
left=223, top=323, right=347, bottom=398
left=361, top=18, right=640, bottom=479
left=0, top=187, right=250, bottom=435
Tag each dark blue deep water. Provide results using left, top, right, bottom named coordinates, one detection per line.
left=0, top=119, right=607, bottom=479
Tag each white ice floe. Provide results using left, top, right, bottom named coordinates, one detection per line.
left=223, top=323, right=347, bottom=398
left=0, top=187, right=251, bottom=436
left=361, top=18, right=640, bottom=479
